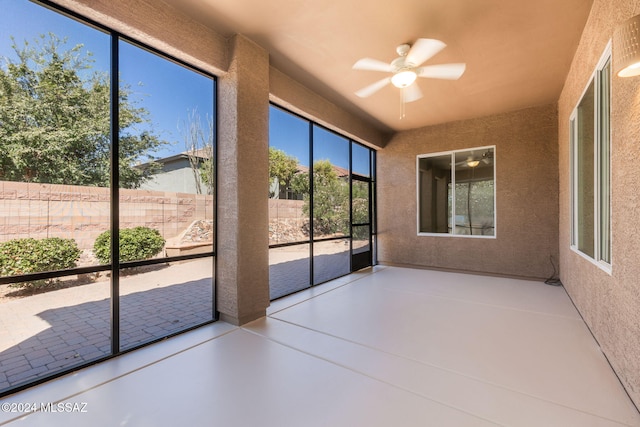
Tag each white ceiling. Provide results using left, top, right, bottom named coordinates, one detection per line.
left=164, top=0, right=593, bottom=133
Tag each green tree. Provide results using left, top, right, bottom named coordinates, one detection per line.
left=269, top=147, right=299, bottom=198
left=0, top=33, right=164, bottom=188
left=351, top=180, right=369, bottom=225
left=292, top=160, right=349, bottom=236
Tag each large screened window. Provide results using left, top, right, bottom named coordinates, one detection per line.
left=268, top=105, right=376, bottom=300
left=570, top=42, right=611, bottom=270
left=0, top=0, right=216, bottom=395
left=417, top=147, right=495, bottom=237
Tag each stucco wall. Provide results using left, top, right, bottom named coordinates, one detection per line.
left=52, top=0, right=228, bottom=76
left=378, top=104, right=559, bottom=280
left=558, top=0, right=640, bottom=407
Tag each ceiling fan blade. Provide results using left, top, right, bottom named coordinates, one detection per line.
left=417, top=63, right=466, bottom=80
left=403, top=83, right=423, bottom=103
left=406, top=38, right=446, bottom=67
left=352, top=58, right=394, bottom=73
left=355, top=77, right=391, bottom=98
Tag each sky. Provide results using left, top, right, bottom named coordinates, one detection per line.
left=1, top=0, right=371, bottom=174
left=270, top=106, right=372, bottom=176
left=0, top=0, right=214, bottom=160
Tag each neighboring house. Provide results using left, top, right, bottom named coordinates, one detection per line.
left=270, top=180, right=303, bottom=200
left=269, top=164, right=350, bottom=200
left=270, top=164, right=308, bottom=200
left=139, top=148, right=212, bottom=194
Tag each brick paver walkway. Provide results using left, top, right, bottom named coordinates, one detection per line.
left=0, top=258, right=214, bottom=392
left=269, top=245, right=351, bottom=300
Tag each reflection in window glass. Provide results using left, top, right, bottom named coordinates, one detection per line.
left=598, top=60, right=611, bottom=265
left=571, top=45, right=611, bottom=268
left=452, top=150, right=495, bottom=236
left=418, top=154, right=452, bottom=234
left=575, top=81, right=595, bottom=258
left=418, top=148, right=495, bottom=236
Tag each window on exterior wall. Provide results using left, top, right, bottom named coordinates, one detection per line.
left=0, top=0, right=216, bottom=396
left=570, top=42, right=611, bottom=270
left=417, top=147, right=495, bottom=237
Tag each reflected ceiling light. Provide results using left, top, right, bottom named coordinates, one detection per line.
left=391, top=70, right=417, bottom=88
left=614, top=14, right=640, bottom=77
left=466, top=159, right=480, bottom=168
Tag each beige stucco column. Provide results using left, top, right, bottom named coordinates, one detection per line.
left=217, top=34, right=270, bottom=325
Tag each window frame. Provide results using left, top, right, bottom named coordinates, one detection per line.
left=0, top=0, right=218, bottom=397
left=570, top=41, right=612, bottom=273
left=268, top=103, right=377, bottom=299
left=416, top=145, right=497, bottom=239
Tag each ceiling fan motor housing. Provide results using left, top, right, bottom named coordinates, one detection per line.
left=396, top=43, right=411, bottom=57
left=391, top=56, right=410, bottom=71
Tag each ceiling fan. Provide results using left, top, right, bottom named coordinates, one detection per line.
left=455, top=150, right=493, bottom=168
left=353, top=38, right=466, bottom=116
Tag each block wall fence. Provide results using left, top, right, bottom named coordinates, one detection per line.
left=0, top=180, right=214, bottom=251
left=268, top=198, right=303, bottom=220
left=268, top=198, right=305, bottom=246
left=0, top=181, right=304, bottom=251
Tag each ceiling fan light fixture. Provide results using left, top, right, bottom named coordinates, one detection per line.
left=466, top=159, right=480, bottom=168
left=391, top=70, right=417, bottom=88
left=352, top=38, right=465, bottom=119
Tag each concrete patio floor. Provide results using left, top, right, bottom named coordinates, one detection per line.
left=1, top=266, right=638, bottom=426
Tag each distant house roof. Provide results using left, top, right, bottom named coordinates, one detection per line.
left=156, top=148, right=211, bottom=164
left=137, top=148, right=212, bottom=169
left=186, top=148, right=213, bottom=160
left=293, top=164, right=348, bottom=177
left=332, top=165, right=349, bottom=177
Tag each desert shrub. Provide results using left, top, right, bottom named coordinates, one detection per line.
left=93, top=227, right=165, bottom=264
left=0, top=237, right=81, bottom=290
